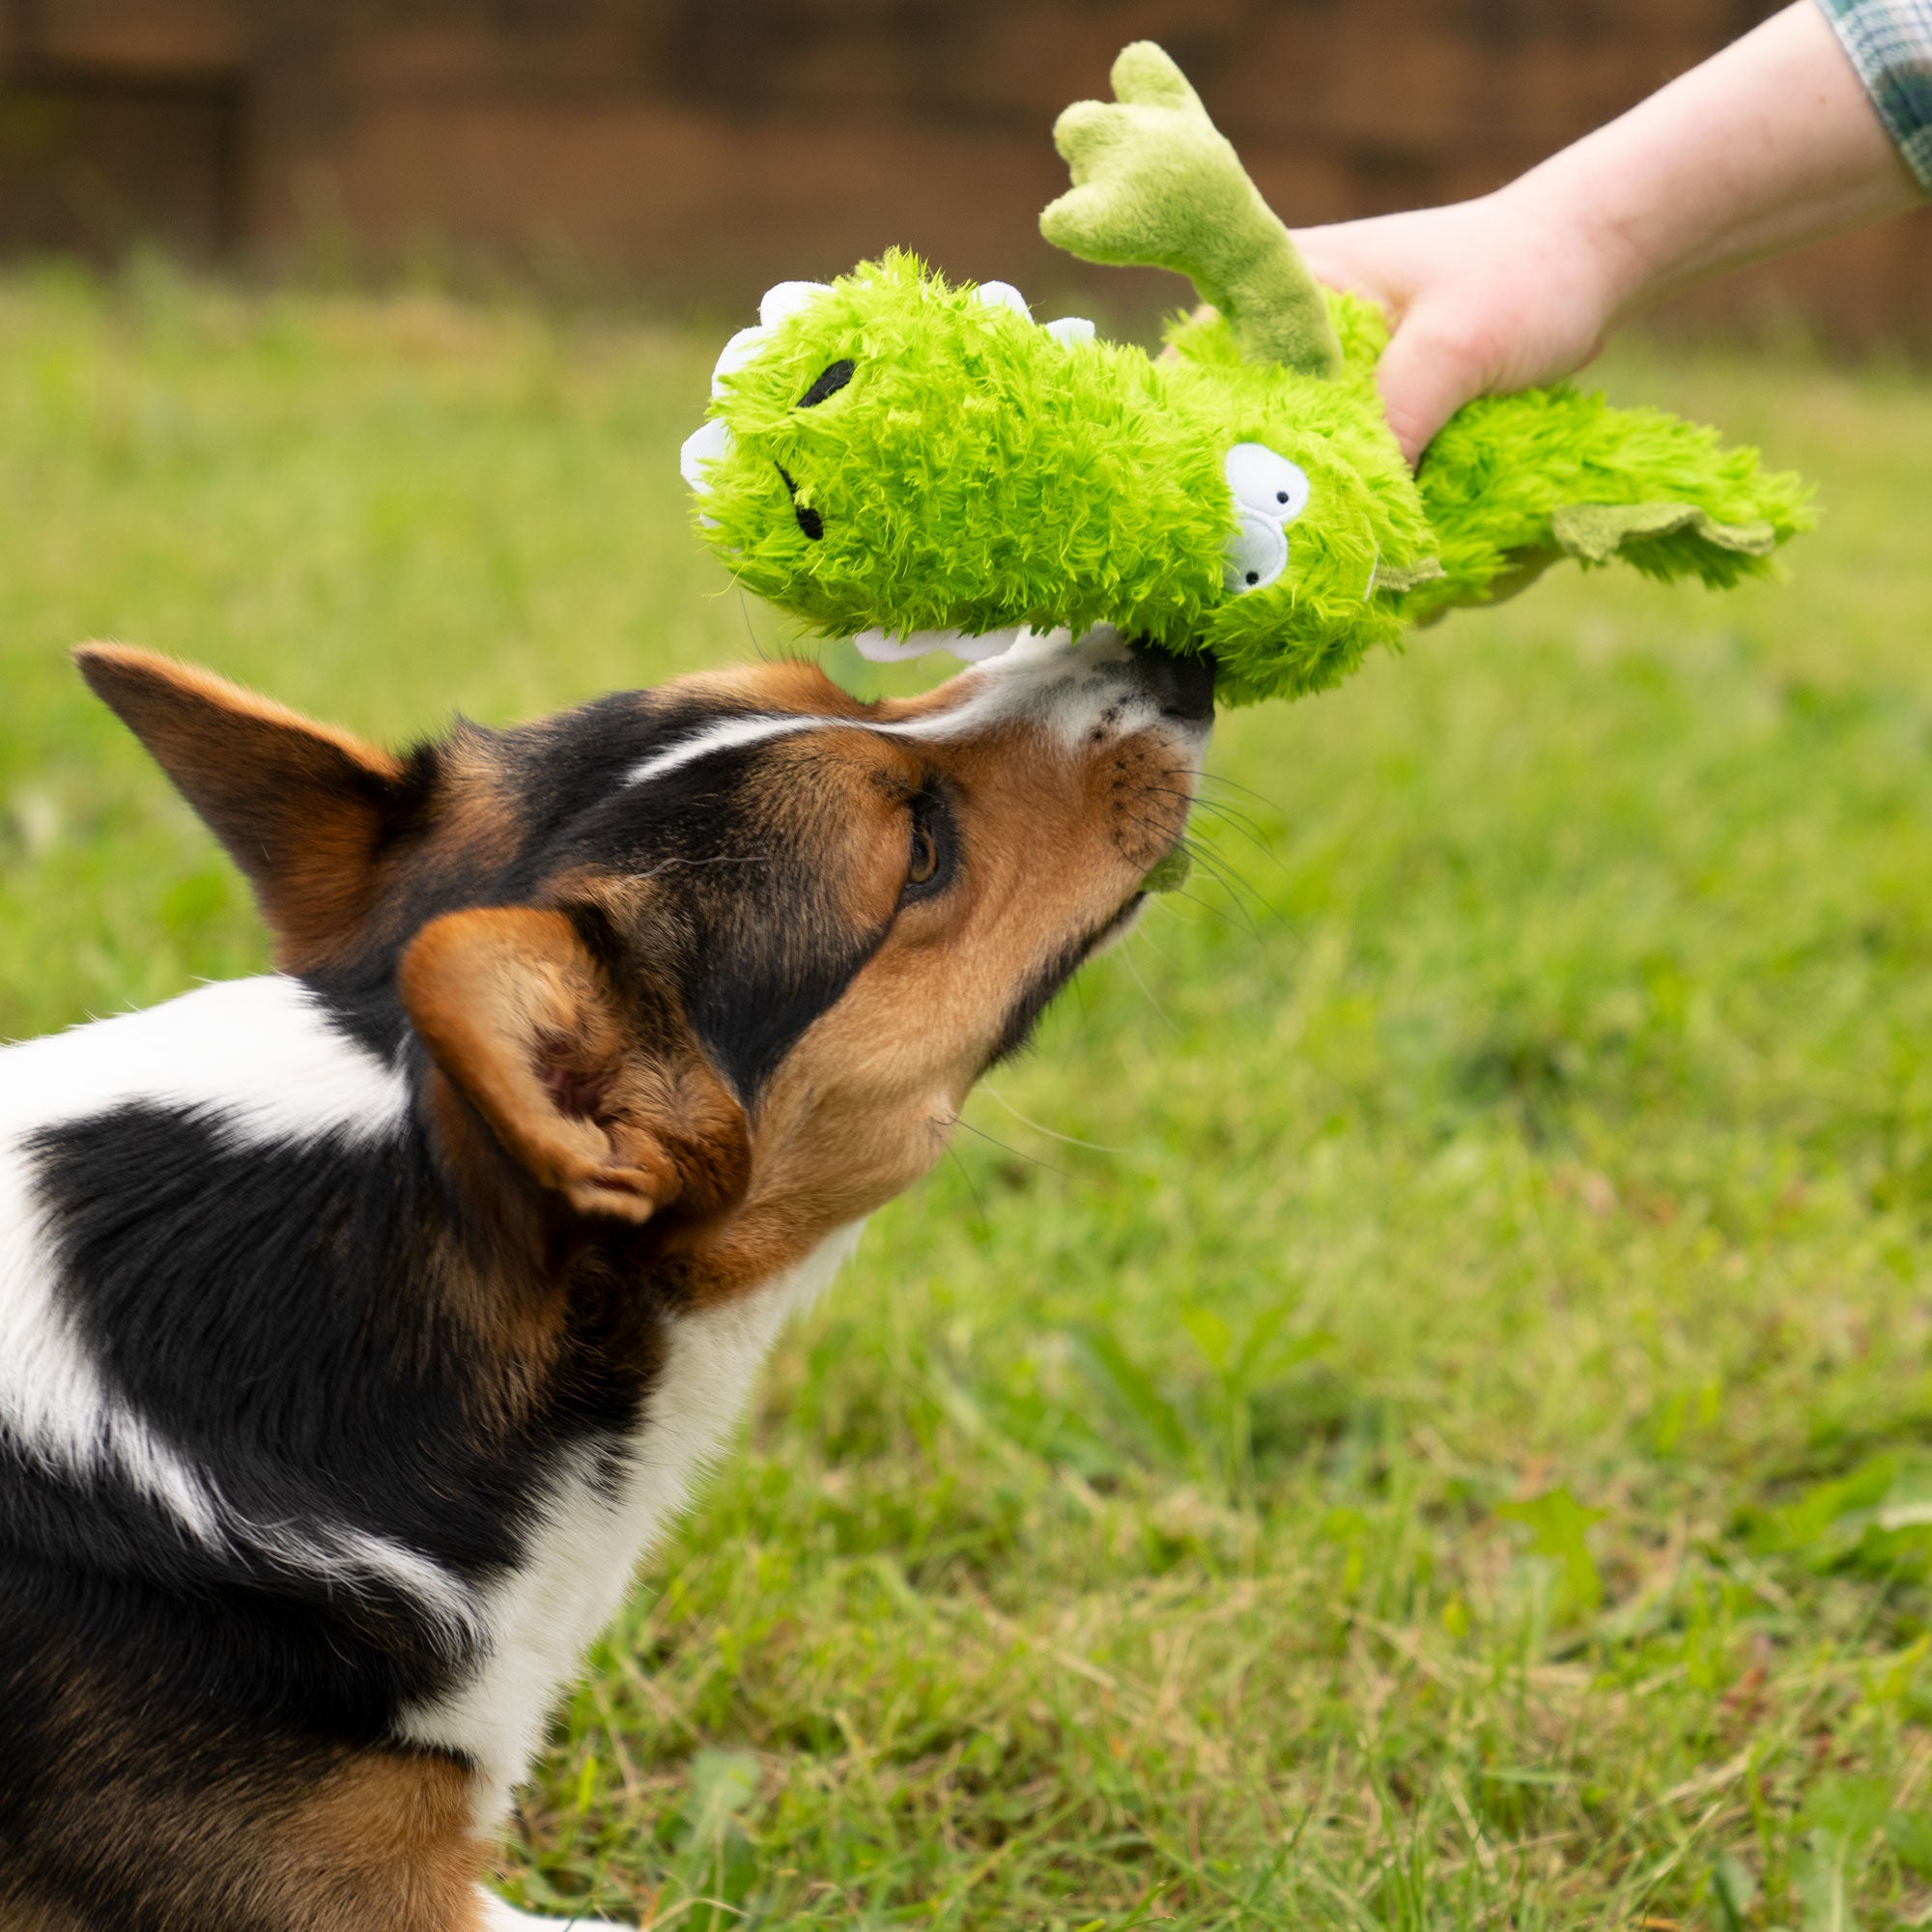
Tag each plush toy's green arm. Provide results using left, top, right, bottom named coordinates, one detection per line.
left=1041, top=43, right=1342, bottom=380
left=1406, top=384, right=1815, bottom=618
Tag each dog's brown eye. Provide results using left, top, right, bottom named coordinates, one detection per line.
left=901, top=789, right=953, bottom=901
left=907, top=821, right=939, bottom=886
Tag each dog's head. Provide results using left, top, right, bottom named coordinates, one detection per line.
left=77, top=633, right=1209, bottom=1294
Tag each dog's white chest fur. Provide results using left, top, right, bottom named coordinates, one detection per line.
left=399, top=1223, right=861, bottom=1811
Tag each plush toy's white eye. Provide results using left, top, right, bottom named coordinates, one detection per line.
left=1223, top=509, right=1288, bottom=593
left=758, top=281, right=832, bottom=327
left=1225, top=442, right=1311, bottom=523
left=711, top=325, right=771, bottom=398
left=1044, top=316, right=1096, bottom=347
left=975, top=281, right=1033, bottom=320
left=679, top=416, right=732, bottom=495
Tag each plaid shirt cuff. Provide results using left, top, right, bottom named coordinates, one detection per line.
left=1816, top=0, right=1932, bottom=193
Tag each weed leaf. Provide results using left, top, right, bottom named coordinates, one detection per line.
left=1495, top=1487, right=1605, bottom=1614
left=1068, top=1324, right=1193, bottom=1463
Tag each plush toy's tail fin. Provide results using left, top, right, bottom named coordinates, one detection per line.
left=1040, top=43, right=1342, bottom=380
left=1405, top=385, right=1815, bottom=619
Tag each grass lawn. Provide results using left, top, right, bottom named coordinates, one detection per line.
left=6, top=265, right=1932, bottom=1931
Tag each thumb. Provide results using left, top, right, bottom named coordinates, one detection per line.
left=1372, top=314, right=1490, bottom=468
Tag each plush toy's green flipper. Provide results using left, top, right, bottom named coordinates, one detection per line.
left=1550, top=502, right=1779, bottom=564
left=1041, top=42, right=1342, bottom=380
left=1400, top=383, right=1814, bottom=621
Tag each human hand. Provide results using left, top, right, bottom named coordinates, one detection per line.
left=1291, top=186, right=1628, bottom=466
left=1285, top=4, right=1923, bottom=469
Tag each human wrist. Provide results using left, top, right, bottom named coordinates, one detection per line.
left=1484, top=166, right=1640, bottom=339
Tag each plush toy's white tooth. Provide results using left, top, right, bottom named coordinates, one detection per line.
left=976, top=281, right=1032, bottom=320
left=854, top=627, right=945, bottom=663
left=711, top=325, right=771, bottom=397
left=759, top=281, right=831, bottom=327
left=679, top=416, right=732, bottom=495
left=852, top=625, right=1025, bottom=663
left=947, top=627, right=1021, bottom=662
left=1043, top=316, right=1095, bottom=347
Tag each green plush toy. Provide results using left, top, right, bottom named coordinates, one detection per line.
left=681, top=43, right=1811, bottom=706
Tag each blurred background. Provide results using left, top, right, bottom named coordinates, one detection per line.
left=2, top=0, right=1930, bottom=345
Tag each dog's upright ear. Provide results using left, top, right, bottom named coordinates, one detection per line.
left=76, top=643, right=414, bottom=966
left=400, top=905, right=751, bottom=1228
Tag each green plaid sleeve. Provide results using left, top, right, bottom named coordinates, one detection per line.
left=1816, top=0, right=1932, bottom=192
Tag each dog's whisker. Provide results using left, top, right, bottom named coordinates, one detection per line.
left=1191, top=769, right=1288, bottom=814
left=979, top=1086, right=1129, bottom=1154
left=1178, top=835, right=1284, bottom=932
left=1157, top=881, right=1254, bottom=938
left=1163, top=789, right=1281, bottom=858
left=943, top=1139, right=993, bottom=1226
left=1152, top=790, right=1282, bottom=868
left=943, top=1110, right=1071, bottom=1180
left=736, top=585, right=770, bottom=662
left=1136, top=810, right=1282, bottom=933
left=1116, top=933, right=1183, bottom=1034
left=1157, top=771, right=1282, bottom=850
left=1118, top=808, right=1270, bottom=937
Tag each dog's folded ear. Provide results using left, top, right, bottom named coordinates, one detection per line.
left=75, top=643, right=412, bottom=966
left=400, top=905, right=751, bottom=1228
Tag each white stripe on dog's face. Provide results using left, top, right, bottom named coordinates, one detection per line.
left=623, top=629, right=1178, bottom=794
left=624, top=711, right=830, bottom=790
left=0, top=977, right=471, bottom=1638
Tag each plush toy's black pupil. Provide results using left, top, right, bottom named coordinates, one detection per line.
left=775, top=462, right=826, bottom=540
left=797, top=359, right=855, bottom=409
left=1276, top=491, right=1290, bottom=503
left=1245, top=571, right=1259, bottom=584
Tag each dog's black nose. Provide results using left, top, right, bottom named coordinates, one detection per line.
left=1127, top=639, right=1216, bottom=723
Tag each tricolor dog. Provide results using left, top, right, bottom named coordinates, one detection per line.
left=0, top=629, right=1209, bottom=1931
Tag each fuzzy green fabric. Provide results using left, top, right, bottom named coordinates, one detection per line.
left=682, top=43, right=1813, bottom=708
